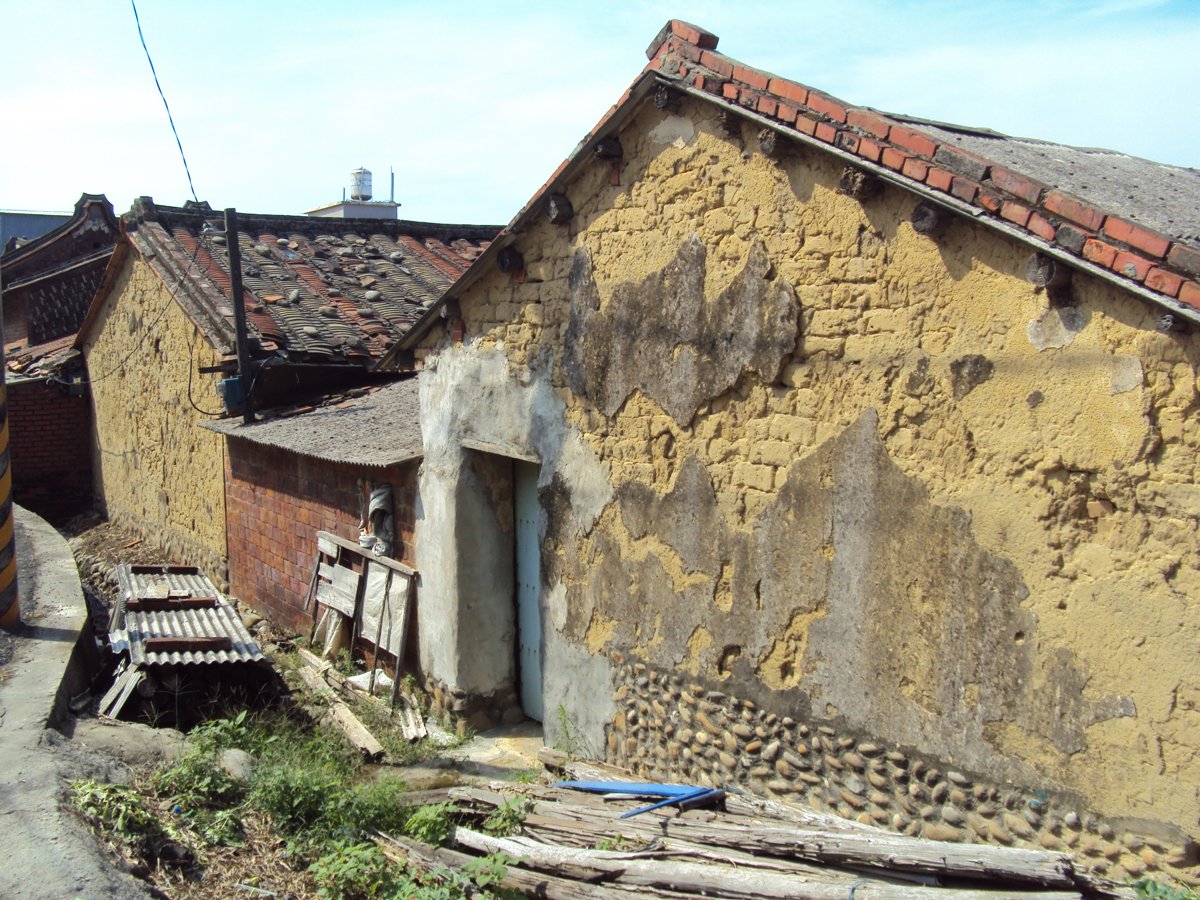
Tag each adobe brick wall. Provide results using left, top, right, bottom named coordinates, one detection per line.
left=8, top=378, right=93, bottom=524
left=224, top=438, right=417, bottom=635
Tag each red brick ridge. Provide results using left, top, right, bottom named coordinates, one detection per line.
left=645, top=20, right=1200, bottom=312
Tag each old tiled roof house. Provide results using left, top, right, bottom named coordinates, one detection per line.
left=391, top=22, right=1200, bottom=883
left=76, top=198, right=496, bottom=591
left=1, top=194, right=119, bottom=522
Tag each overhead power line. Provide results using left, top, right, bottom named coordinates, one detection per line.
left=130, top=0, right=199, bottom=204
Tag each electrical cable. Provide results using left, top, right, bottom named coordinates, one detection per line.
left=130, top=0, right=199, bottom=204
left=184, top=313, right=227, bottom=417
left=81, top=228, right=212, bottom=386
left=52, top=2, right=239, bottom=415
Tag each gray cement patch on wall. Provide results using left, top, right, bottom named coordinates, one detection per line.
left=416, top=344, right=614, bottom=705
left=563, top=407, right=1134, bottom=784
left=542, top=632, right=618, bottom=760
left=565, top=235, right=799, bottom=426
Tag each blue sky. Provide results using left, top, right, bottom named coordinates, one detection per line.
left=1, top=1, right=1197, bottom=225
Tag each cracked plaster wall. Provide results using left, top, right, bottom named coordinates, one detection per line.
left=415, top=95, right=1200, bottom=870
left=415, top=344, right=614, bottom=734
left=81, top=257, right=228, bottom=581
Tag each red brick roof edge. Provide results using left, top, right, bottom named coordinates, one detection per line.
left=645, top=20, right=1200, bottom=313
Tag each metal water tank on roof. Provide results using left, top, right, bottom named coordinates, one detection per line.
left=350, top=167, right=372, bottom=201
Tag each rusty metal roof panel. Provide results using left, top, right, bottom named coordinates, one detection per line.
left=110, top=564, right=264, bottom=667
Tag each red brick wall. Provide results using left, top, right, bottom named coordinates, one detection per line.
left=224, top=439, right=417, bottom=634
left=8, top=378, right=93, bottom=524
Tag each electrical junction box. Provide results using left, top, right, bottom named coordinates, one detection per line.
left=217, top=375, right=246, bottom=415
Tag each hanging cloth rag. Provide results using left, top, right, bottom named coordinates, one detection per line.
left=368, top=485, right=394, bottom=557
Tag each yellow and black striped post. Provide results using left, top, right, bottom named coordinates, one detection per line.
left=0, top=308, right=16, bottom=628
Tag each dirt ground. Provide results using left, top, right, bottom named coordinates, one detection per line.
left=62, top=512, right=173, bottom=593
left=47, top=513, right=544, bottom=897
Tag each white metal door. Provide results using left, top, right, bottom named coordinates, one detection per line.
left=514, top=461, right=543, bottom=721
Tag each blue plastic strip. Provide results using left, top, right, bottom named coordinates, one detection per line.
left=553, top=780, right=698, bottom=798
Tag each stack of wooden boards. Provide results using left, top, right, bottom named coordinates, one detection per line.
left=373, top=754, right=1134, bottom=899
left=295, top=645, right=426, bottom=762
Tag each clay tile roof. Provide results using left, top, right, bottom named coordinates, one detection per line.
left=109, top=199, right=499, bottom=367
left=1, top=194, right=119, bottom=348
left=643, top=20, right=1200, bottom=314
left=399, top=18, right=1200, bottom=356
left=4, top=334, right=79, bottom=382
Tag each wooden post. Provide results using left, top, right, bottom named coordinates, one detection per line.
left=546, top=194, right=574, bottom=225
left=223, top=208, right=256, bottom=424
left=758, top=128, right=780, bottom=158
left=910, top=201, right=948, bottom=237
left=838, top=166, right=881, bottom=200
left=1024, top=252, right=1072, bottom=290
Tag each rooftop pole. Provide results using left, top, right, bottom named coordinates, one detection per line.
left=223, top=208, right=256, bottom=424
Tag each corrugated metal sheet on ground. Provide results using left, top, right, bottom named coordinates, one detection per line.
left=115, top=564, right=220, bottom=604
left=110, top=564, right=264, bottom=666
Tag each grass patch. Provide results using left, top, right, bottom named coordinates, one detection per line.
left=72, top=649, right=528, bottom=897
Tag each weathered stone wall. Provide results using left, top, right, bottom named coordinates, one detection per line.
left=416, top=95, right=1200, bottom=881
left=81, top=257, right=228, bottom=582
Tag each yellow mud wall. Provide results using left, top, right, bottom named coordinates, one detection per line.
left=423, top=95, right=1199, bottom=876
left=82, top=257, right=228, bottom=581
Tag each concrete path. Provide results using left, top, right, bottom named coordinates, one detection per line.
left=0, top=506, right=152, bottom=899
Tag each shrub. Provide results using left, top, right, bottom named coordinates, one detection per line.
left=403, top=802, right=457, bottom=846
left=251, top=764, right=341, bottom=834
left=481, top=798, right=531, bottom=837
left=309, top=839, right=397, bottom=899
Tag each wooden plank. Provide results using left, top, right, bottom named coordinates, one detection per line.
left=452, top=829, right=1083, bottom=900
left=451, top=785, right=1081, bottom=891
left=327, top=700, right=384, bottom=761
left=298, top=645, right=426, bottom=742
left=130, top=564, right=200, bottom=576
left=316, top=530, right=416, bottom=576
left=317, top=535, right=337, bottom=557
left=375, top=832, right=648, bottom=900
left=296, top=664, right=336, bottom=700
left=99, top=663, right=143, bottom=718
left=315, top=571, right=356, bottom=617
left=143, top=636, right=232, bottom=653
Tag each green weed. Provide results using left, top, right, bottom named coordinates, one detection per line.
left=1132, top=879, right=1200, bottom=900
left=251, top=763, right=342, bottom=835
left=309, top=839, right=397, bottom=899
left=554, top=703, right=585, bottom=758
left=481, top=798, right=532, bottom=837
left=403, top=802, right=457, bottom=846
left=461, top=851, right=518, bottom=890
left=72, top=780, right=167, bottom=845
